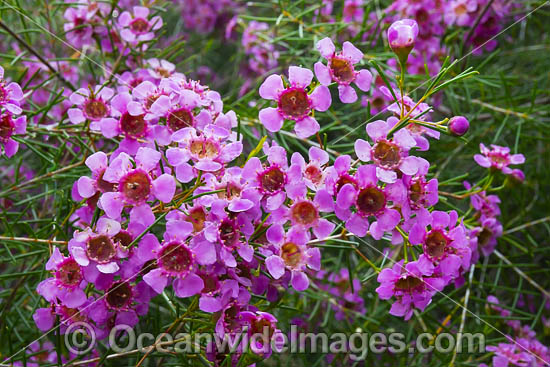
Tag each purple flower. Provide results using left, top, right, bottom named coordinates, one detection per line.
left=0, top=66, right=25, bottom=114
left=336, top=164, right=404, bottom=239
left=355, top=116, right=420, bottom=183
left=68, top=86, right=113, bottom=125
left=118, top=6, right=163, bottom=45
left=68, top=217, right=124, bottom=274
left=474, top=143, right=525, bottom=175
left=387, top=19, right=419, bottom=64
left=258, top=66, right=331, bottom=138
left=314, top=38, right=372, bottom=103
left=140, top=221, right=215, bottom=297
left=0, top=111, right=26, bottom=157
left=376, top=255, right=444, bottom=320
left=265, top=225, right=320, bottom=291
left=63, top=7, right=94, bottom=48
left=242, top=145, right=290, bottom=211
left=98, top=147, right=175, bottom=222
left=283, top=182, right=335, bottom=239
left=444, top=0, right=477, bottom=27
left=288, top=146, right=329, bottom=191
left=409, top=210, right=471, bottom=279
left=37, top=247, right=87, bottom=308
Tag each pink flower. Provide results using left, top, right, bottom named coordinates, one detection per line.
left=288, top=146, right=329, bottom=191
left=336, top=164, right=404, bottom=239
left=355, top=116, right=420, bottom=183
left=63, top=6, right=94, bottom=48
left=68, top=86, right=113, bottom=125
left=118, top=6, right=163, bottom=45
left=265, top=225, right=320, bottom=291
left=258, top=66, right=331, bottom=138
left=0, top=111, right=26, bottom=157
left=387, top=19, right=419, bottom=64
left=474, top=143, right=525, bottom=175
left=98, top=147, right=175, bottom=223
left=314, top=38, right=372, bottom=103
left=376, top=255, right=445, bottom=320
left=0, top=66, right=25, bottom=114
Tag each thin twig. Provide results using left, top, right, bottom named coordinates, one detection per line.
left=0, top=19, right=76, bottom=91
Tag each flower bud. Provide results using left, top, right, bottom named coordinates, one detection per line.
left=387, top=19, right=419, bottom=65
left=448, top=116, right=469, bottom=136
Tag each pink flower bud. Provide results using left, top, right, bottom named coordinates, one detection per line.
left=387, top=19, right=419, bottom=65
left=448, top=116, right=469, bottom=136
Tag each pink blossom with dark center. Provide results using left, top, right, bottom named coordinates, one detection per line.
left=0, top=66, right=25, bottom=115
left=68, top=86, right=113, bottom=125
left=288, top=146, right=329, bottom=191
left=265, top=225, right=320, bottom=291
left=314, top=38, right=372, bottom=103
left=355, top=116, right=420, bottom=183
left=376, top=255, right=445, bottom=320
left=336, top=164, right=404, bottom=239
left=0, top=111, right=26, bottom=157
left=258, top=66, right=331, bottom=138
left=118, top=6, right=163, bottom=45
left=474, top=143, right=525, bottom=175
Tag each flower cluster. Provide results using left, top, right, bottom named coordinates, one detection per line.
left=0, top=66, right=27, bottom=157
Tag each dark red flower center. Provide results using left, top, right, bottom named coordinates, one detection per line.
left=424, top=230, right=448, bottom=259
left=478, top=227, right=493, bottom=248
left=56, top=259, right=82, bottom=286
left=113, top=230, right=133, bottom=248
left=159, top=242, right=193, bottom=274
left=334, top=174, right=356, bottom=194
left=167, top=108, right=193, bottom=132
left=278, top=89, right=310, bottom=118
left=87, top=234, right=116, bottom=263
left=330, top=57, right=355, bottom=83
left=409, top=179, right=424, bottom=206
left=119, top=112, right=147, bottom=138
left=189, top=139, right=219, bottom=159
left=187, top=207, right=206, bottom=232
left=120, top=170, right=151, bottom=203
left=356, top=187, right=386, bottom=215
left=130, top=18, right=150, bottom=34
left=281, top=242, right=302, bottom=268
left=251, top=317, right=275, bottom=338
left=259, top=166, right=286, bottom=194
left=291, top=201, right=318, bottom=226
left=0, top=113, right=15, bottom=139
left=84, top=99, right=108, bottom=120
left=200, top=273, right=219, bottom=295
left=106, top=281, right=133, bottom=309
left=97, top=169, right=117, bottom=193
left=219, top=220, right=239, bottom=248
left=373, top=140, right=401, bottom=168
left=395, top=276, right=424, bottom=293
left=304, top=164, right=323, bottom=184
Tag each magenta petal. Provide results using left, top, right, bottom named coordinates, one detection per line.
left=175, top=163, right=194, bottom=183
left=474, top=154, right=491, bottom=168
left=138, top=234, right=160, bottom=262
left=265, top=255, right=285, bottom=279
left=174, top=273, right=204, bottom=298
left=399, top=156, right=419, bottom=176
left=97, top=262, right=119, bottom=274
left=408, top=223, right=425, bottom=245
left=306, top=247, right=321, bottom=270
left=68, top=108, right=85, bottom=124
left=378, top=209, right=401, bottom=231
left=228, top=198, right=253, bottom=212
left=130, top=204, right=155, bottom=227
left=100, top=192, right=123, bottom=219
left=259, top=107, right=284, bottom=132
left=376, top=167, right=397, bottom=184
left=294, top=116, right=320, bottom=138
left=314, top=62, right=331, bottom=85
left=3, top=139, right=18, bottom=157
left=237, top=244, right=254, bottom=262
left=266, top=224, right=284, bottom=245
left=136, top=147, right=161, bottom=171
left=199, top=295, right=222, bottom=313
left=510, top=154, right=525, bottom=164
left=338, top=84, right=358, bottom=103
left=71, top=246, right=90, bottom=266
left=288, top=66, right=313, bottom=88
left=310, top=85, right=331, bottom=111
left=354, top=139, right=371, bottom=162
left=194, top=241, right=216, bottom=265
left=143, top=268, right=168, bottom=294
left=316, top=37, right=335, bottom=58
left=314, top=189, right=334, bottom=212
left=259, top=74, right=284, bottom=100
left=60, top=288, right=86, bottom=308
left=346, top=213, right=369, bottom=237
left=152, top=174, right=176, bottom=203
left=336, top=183, right=356, bottom=209
left=77, top=176, right=96, bottom=198
left=85, top=151, right=107, bottom=172
left=33, top=308, right=54, bottom=331
left=291, top=271, right=309, bottom=291
left=342, top=41, right=363, bottom=63
left=355, top=69, right=372, bottom=91
left=166, top=220, right=193, bottom=241
left=313, top=218, right=335, bottom=239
